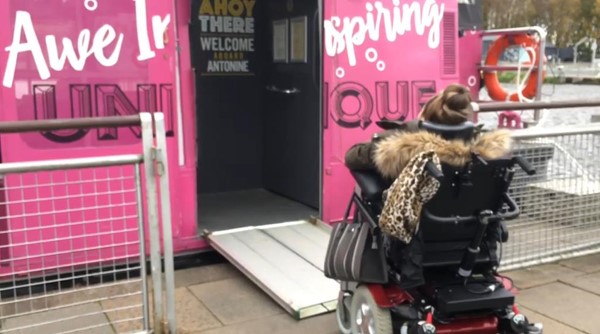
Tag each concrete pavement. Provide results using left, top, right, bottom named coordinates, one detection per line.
left=172, top=253, right=600, bottom=333
left=5, top=252, right=597, bottom=333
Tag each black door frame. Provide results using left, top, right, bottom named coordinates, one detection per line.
left=317, top=0, right=323, bottom=220
left=191, top=0, right=325, bottom=221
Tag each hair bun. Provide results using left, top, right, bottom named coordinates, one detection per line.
left=419, top=83, right=473, bottom=125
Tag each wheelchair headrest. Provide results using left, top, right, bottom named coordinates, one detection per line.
left=375, top=119, right=406, bottom=130
left=419, top=121, right=476, bottom=141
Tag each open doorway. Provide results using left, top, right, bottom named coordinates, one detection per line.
left=189, top=0, right=321, bottom=231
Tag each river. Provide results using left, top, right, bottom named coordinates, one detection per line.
left=477, top=83, right=600, bottom=129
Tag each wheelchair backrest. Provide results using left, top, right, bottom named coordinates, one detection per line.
left=420, top=158, right=514, bottom=243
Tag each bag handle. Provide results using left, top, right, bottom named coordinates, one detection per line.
left=343, top=192, right=382, bottom=249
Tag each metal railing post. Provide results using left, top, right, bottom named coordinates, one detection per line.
left=534, top=27, right=547, bottom=121
left=154, top=113, right=177, bottom=333
left=140, top=112, right=164, bottom=334
left=135, top=163, right=151, bottom=331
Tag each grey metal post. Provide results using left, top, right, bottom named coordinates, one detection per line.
left=140, top=112, right=164, bottom=334
left=154, top=113, right=177, bottom=333
left=534, top=27, right=547, bottom=121
left=135, top=163, right=151, bottom=331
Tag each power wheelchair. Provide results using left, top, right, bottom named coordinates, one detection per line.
left=325, top=121, right=543, bottom=334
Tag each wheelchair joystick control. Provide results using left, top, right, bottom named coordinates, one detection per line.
left=458, top=210, right=493, bottom=278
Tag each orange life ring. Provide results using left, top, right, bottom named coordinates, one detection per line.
left=483, top=34, right=546, bottom=102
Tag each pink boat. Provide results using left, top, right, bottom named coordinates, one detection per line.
left=0, top=0, right=551, bottom=323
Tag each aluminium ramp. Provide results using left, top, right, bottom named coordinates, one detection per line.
left=205, top=220, right=339, bottom=319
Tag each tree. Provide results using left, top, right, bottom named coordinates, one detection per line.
left=530, top=0, right=580, bottom=47
left=483, top=0, right=535, bottom=29
left=482, top=0, right=598, bottom=48
left=577, top=0, right=597, bottom=40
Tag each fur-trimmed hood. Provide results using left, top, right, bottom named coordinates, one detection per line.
left=373, top=130, right=513, bottom=179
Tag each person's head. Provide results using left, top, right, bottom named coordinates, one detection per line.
left=418, top=84, right=473, bottom=125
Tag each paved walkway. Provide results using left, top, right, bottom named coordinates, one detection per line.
left=173, top=253, right=600, bottom=334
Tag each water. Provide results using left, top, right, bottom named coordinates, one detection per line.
left=477, top=84, right=600, bottom=129
left=478, top=83, right=600, bottom=180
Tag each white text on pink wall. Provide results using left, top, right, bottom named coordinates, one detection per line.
left=324, top=0, right=444, bottom=78
left=2, top=0, right=171, bottom=88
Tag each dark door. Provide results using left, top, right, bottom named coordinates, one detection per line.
left=263, top=0, right=320, bottom=209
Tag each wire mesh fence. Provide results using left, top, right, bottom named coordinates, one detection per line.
left=501, top=127, right=600, bottom=270
left=0, top=112, right=175, bottom=334
left=0, top=160, right=149, bottom=333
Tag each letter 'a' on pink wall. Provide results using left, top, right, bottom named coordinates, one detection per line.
left=321, top=0, right=480, bottom=223
left=0, top=0, right=202, bottom=273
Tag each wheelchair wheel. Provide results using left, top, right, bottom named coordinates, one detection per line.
left=336, top=291, right=352, bottom=334
left=349, top=286, right=392, bottom=334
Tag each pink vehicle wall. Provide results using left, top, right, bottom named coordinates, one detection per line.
left=0, top=0, right=200, bottom=275
left=321, top=0, right=482, bottom=223
left=0, top=0, right=484, bottom=273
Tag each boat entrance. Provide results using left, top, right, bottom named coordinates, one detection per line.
left=189, top=0, right=337, bottom=319
left=191, top=0, right=320, bottom=231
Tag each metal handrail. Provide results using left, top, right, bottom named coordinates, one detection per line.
left=471, top=99, right=600, bottom=113
left=0, top=154, right=144, bottom=174
left=481, top=26, right=546, bottom=37
left=510, top=122, right=600, bottom=139
left=0, top=115, right=141, bottom=134
left=480, top=65, right=538, bottom=72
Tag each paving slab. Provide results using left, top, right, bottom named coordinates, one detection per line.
left=559, top=254, right=600, bottom=273
left=100, top=293, right=146, bottom=333
left=198, top=312, right=339, bottom=334
left=3, top=302, right=114, bottom=334
left=100, top=286, right=223, bottom=333
left=517, top=282, right=600, bottom=333
left=0, top=280, right=142, bottom=318
left=502, top=263, right=584, bottom=289
left=188, top=277, right=284, bottom=325
left=174, top=263, right=242, bottom=288
left=519, top=306, right=585, bottom=334
left=560, top=271, right=600, bottom=296
left=172, top=287, right=223, bottom=333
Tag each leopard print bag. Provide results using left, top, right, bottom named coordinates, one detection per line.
left=379, top=150, right=442, bottom=244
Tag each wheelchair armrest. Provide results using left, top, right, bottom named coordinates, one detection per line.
left=498, top=193, right=520, bottom=220
left=513, top=156, right=536, bottom=175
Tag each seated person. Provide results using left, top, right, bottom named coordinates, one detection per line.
left=345, top=84, right=515, bottom=288
left=345, top=83, right=513, bottom=180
